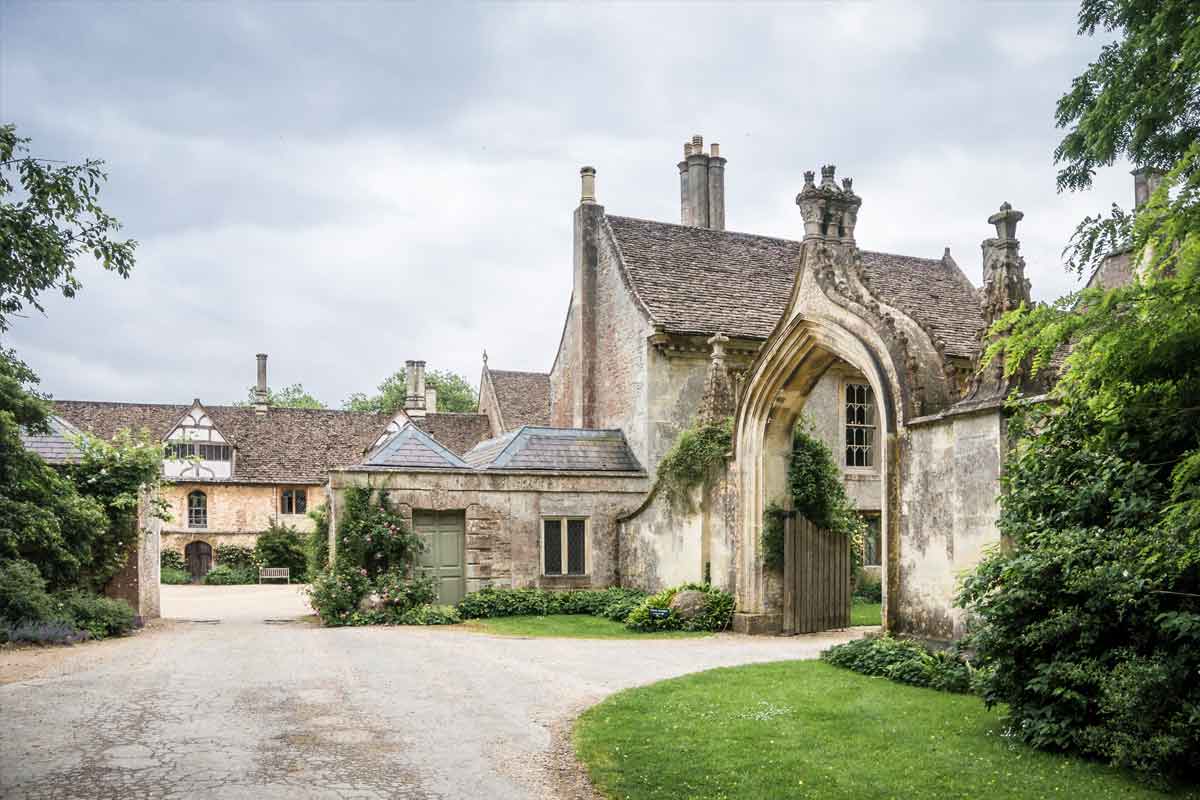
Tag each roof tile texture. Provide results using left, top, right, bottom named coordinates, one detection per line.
left=606, top=215, right=983, bottom=359
left=487, top=370, right=551, bottom=430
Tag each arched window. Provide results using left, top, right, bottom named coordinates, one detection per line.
left=188, top=491, right=207, bottom=528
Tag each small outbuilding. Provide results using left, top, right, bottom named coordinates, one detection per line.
left=328, top=424, right=650, bottom=605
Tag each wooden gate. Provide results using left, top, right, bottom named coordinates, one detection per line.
left=783, top=513, right=850, bottom=634
left=184, top=541, right=212, bottom=581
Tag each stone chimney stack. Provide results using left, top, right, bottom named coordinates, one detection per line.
left=405, top=359, right=427, bottom=418
left=580, top=166, right=597, bottom=204
left=1132, top=167, right=1163, bottom=209
left=425, top=386, right=438, bottom=413
left=254, top=353, right=269, bottom=414
left=677, top=135, right=726, bottom=230
left=795, top=165, right=861, bottom=245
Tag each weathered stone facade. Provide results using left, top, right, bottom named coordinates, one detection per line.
left=328, top=469, right=649, bottom=594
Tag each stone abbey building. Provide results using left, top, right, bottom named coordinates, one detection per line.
left=45, top=133, right=1097, bottom=639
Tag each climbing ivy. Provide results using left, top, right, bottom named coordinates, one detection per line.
left=655, top=417, right=733, bottom=511
left=762, top=420, right=865, bottom=576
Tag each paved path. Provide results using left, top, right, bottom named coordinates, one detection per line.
left=1, top=588, right=866, bottom=799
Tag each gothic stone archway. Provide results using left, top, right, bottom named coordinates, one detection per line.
left=184, top=540, right=213, bottom=581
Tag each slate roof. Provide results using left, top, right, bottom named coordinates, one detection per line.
left=463, top=427, right=644, bottom=472
left=51, top=400, right=493, bottom=484
left=363, top=424, right=470, bottom=470
left=486, top=369, right=551, bottom=430
left=20, top=415, right=84, bottom=465
left=605, top=215, right=984, bottom=360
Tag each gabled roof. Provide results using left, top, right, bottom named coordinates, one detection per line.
left=52, top=400, right=493, bottom=484
left=463, top=427, right=644, bottom=472
left=363, top=423, right=470, bottom=470
left=605, top=215, right=983, bottom=360
left=20, top=415, right=84, bottom=465
left=486, top=369, right=551, bottom=430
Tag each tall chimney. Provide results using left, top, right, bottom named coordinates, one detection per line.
left=678, top=135, right=725, bottom=229
left=686, top=134, right=710, bottom=228
left=707, top=142, right=725, bottom=231
left=425, top=386, right=438, bottom=413
left=254, top=353, right=269, bottom=413
left=580, top=166, right=597, bottom=204
left=405, top=359, right=427, bottom=417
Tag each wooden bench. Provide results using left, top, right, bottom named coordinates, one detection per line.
left=259, top=567, right=290, bottom=584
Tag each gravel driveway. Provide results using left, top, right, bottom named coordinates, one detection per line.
left=0, top=587, right=865, bottom=799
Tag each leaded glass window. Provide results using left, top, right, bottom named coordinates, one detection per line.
left=188, top=490, right=207, bottom=528
left=543, top=519, right=563, bottom=575
left=543, top=517, right=588, bottom=576
left=845, top=382, right=875, bottom=468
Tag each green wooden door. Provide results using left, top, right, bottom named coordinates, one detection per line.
left=413, top=510, right=465, bottom=605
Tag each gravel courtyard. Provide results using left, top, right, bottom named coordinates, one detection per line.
left=0, top=586, right=864, bottom=799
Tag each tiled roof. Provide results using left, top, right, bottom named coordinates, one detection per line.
left=20, top=416, right=84, bottom=465
left=363, top=424, right=470, bottom=470
left=49, top=400, right=486, bottom=484
left=487, top=369, right=551, bottom=430
left=464, top=427, right=644, bottom=472
left=414, top=413, right=494, bottom=456
left=605, top=215, right=983, bottom=359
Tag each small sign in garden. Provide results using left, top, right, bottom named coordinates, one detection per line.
left=649, top=607, right=671, bottom=620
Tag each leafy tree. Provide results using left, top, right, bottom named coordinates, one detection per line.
left=343, top=368, right=477, bottom=413
left=0, top=126, right=151, bottom=591
left=0, top=124, right=137, bottom=333
left=236, top=382, right=325, bottom=409
left=960, top=0, right=1200, bottom=781
left=255, top=522, right=308, bottom=580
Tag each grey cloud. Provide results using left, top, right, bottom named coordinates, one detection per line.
left=1, top=1, right=1129, bottom=407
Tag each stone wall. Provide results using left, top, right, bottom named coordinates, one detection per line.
left=104, top=487, right=162, bottom=621
left=161, top=482, right=323, bottom=538
left=329, top=469, right=649, bottom=593
left=896, top=405, right=1005, bottom=639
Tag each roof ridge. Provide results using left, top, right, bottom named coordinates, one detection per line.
left=488, top=369, right=549, bottom=378
left=606, top=213, right=801, bottom=246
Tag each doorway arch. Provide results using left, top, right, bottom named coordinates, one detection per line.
left=734, top=311, right=901, bottom=633
left=184, top=540, right=213, bottom=580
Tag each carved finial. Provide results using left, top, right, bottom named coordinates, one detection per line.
left=482, top=349, right=488, bottom=366
left=842, top=177, right=853, bottom=193
left=820, top=164, right=837, bottom=186
left=987, top=201, right=1023, bottom=241
left=803, top=170, right=815, bottom=187
left=707, top=332, right=729, bottom=362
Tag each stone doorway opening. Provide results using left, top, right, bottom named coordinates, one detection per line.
left=184, top=540, right=213, bottom=581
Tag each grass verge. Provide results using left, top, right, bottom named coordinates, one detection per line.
left=575, top=660, right=1190, bottom=800
left=851, top=600, right=881, bottom=626
left=465, top=614, right=711, bottom=639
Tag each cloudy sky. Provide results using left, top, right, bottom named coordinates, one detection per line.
left=2, top=1, right=1129, bottom=407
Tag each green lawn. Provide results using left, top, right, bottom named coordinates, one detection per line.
left=465, top=614, right=711, bottom=639
left=851, top=600, right=882, bottom=626
left=575, top=661, right=1192, bottom=800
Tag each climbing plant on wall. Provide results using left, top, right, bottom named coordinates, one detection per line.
left=762, top=420, right=865, bottom=576
left=655, top=417, right=733, bottom=511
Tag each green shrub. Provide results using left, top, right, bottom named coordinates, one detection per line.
left=202, top=564, right=257, bottom=585
left=306, top=567, right=370, bottom=626
left=0, top=558, right=54, bottom=625
left=307, top=503, right=330, bottom=575
left=625, top=583, right=734, bottom=632
left=822, top=636, right=972, bottom=694
left=53, top=590, right=135, bottom=638
left=255, top=523, right=308, bottom=581
left=399, top=604, right=461, bottom=625
left=160, top=550, right=185, bottom=571
left=762, top=503, right=787, bottom=571
left=958, top=403, right=1200, bottom=781
left=853, top=572, right=882, bottom=603
left=214, top=544, right=257, bottom=571
left=456, top=587, right=648, bottom=621
left=160, top=566, right=191, bottom=585
left=334, top=488, right=423, bottom=579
